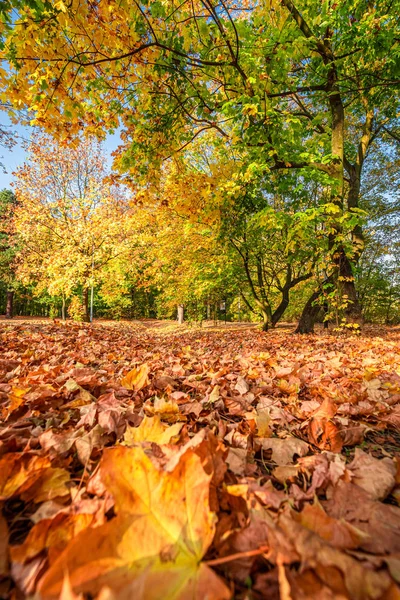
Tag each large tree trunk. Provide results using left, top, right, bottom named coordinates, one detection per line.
left=5, top=290, right=14, bottom=319
left=83, top=288, right=90, bottom=322
left=177, top=304, right=184, bottom=324
left=336, top=246, right=362, bottom=321
left=295, top=276, right=334, bottom=334
left=294, top=289, right=322, bottom=334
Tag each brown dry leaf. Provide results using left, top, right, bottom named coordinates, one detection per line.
left=121, top=363, right=149, bottom=391
left=308, top=399, right=343, bottom=452
left=279, top=513, right=394, bottom=600
left=40, top=426, right=104, bottom=465
left=348, top=448, right=396, bottom=500
left=235, top=376, right=249, bottom=395
left=123, top=415, right=183, bottom=445
left=226, top=447, right=248, bottom=476
left=293, top=500, right=368, bottom=550
left=324, top=481, right=400, bottom=555
left=39, top=445, right=230, bottom=600
left=257, top=437, right=309, bottom=466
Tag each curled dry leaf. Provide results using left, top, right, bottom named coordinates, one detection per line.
left=348, top=448, right=396, bottom=501
left=0, top=453, right=70, bottom=503
left=292, top=500, right=368, bottom=550
left=308, top=398, right=343, bottom=452
left=10, top=513, right=101, bottom=566
left=279, top=513, right=394, bottom=600
left=235, top=376, right=249, bottom=395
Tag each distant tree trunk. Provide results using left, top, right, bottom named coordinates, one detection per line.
left=177, top=304, right=184, bottom=324
left=323, top=302, right=329, bottom=329
left=5, top=290, right=14, bottom=319
left=83, top=288, right=90, bottom=322
left=61, top=296, right=66, bottom=321
left=261, top=309, right=269, bottom=332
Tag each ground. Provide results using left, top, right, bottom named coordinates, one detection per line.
left=0, top=319, right=399, bottom=599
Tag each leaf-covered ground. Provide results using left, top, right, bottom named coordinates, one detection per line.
left=1, top=320, right=400, bottom=599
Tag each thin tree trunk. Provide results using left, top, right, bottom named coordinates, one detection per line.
left=61, top=296, right=66, bottom=321
left=5, top=290, right=14, bottom=319
left=83, top=288, right=90, bottom=322
left=177, top=304, right=184, bottom=325
left=261, top=309, right=269, bottom=331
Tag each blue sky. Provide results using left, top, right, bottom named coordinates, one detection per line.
left=0, top=116, right=123, bottom=190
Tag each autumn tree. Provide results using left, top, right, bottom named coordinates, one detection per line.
left=1, top=0, right=399, bottom=329
left=0, top=188, right=19, bottom=317
left=13, top=135, right=134, bottom=321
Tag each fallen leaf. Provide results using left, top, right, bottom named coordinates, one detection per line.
left=348, top=448, right=396, bottom=500
left=0, top=453, right=69, bottom=502
left=257, top=437, right=309, bottom=466
left=121, top=363, right=149, bottom=391
left=39, top=445, right=230, bottom=600
left=235, top=376, right=249, bottom=395
left=308, top=399, right=342, bottom=452
left=123, top=415, right=183, bottom=445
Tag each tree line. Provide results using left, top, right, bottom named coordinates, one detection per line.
left=0, top=0, right=398, bottom=330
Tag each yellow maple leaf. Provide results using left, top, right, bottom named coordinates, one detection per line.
left=123, top=415, right=183, bottom=445
left=39, top=445, right=230, bottom=600
left=121, top=363, right=149, bottom=391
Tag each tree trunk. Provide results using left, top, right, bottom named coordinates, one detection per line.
left=83, top=288, right=90, bottom=322
left=271, top=287, right=290, bottom=327
left=5, top=290, right=14, bottom=319
left=61, top=296, right=66, bottom=321
left=295, top=275, right=334, bottom=334
left=336, top=246, right=362, bottom=321
left=177, top=304, right=184, bottom=325
left=294, top=289, right=322, bottom=334
left=323, top=302, right=329, bottom=329
left=261, top=309, right=269, bottom=332
left=206, top=301, right=211, bottom=320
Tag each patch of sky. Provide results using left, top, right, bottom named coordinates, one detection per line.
left=0, top=114, right=123, bottom=190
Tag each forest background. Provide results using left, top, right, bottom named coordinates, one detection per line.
left=0, top=0, right=398, bottom=332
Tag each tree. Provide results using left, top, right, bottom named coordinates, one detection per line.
left=13, top=135, right=134, bottom=320
left=0, top=188, right=18, bottom=317
left=1, top=0, right=399, bottom=331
